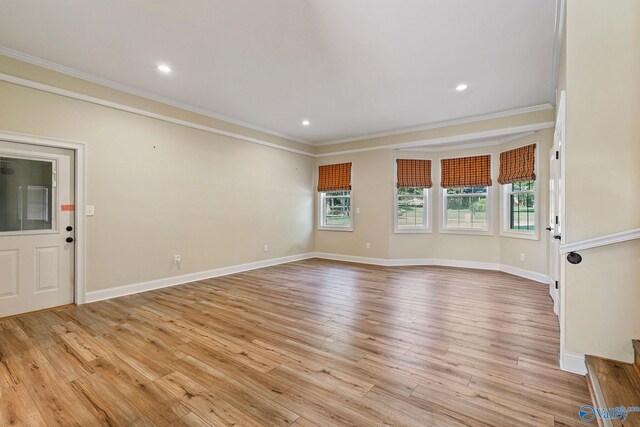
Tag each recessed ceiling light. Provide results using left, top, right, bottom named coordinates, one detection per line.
left=455, top=83, right=468, bottom=92
left=301, top=120, right=310, bottom=126
left=157, top=64, right=172, bottom=73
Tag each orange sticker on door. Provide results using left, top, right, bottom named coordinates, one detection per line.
left=61, top=204, right=75, bottom=211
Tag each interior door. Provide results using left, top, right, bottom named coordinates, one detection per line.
left=549, top=101, right=564, bottom=316
left=549, top=146, right=560, bottom=313
left=0, top=140, right=75, bottom=317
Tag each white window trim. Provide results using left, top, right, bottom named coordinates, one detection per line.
left=317, top=163, right=353, bottom=232
left=394, top=187, right=432, bottom=233
left=439, top=153, right=494, bottom=236
left=440, top=186, right=493, bottom=235
left=393, top=157, right=432, bottom=233
left=500, top=145, right=540, bottom=240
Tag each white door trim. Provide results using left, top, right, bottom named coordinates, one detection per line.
left=0, top=130, right=87, bottom=305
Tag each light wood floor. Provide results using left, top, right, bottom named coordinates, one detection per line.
left=0, top=259, right=591, bottom=426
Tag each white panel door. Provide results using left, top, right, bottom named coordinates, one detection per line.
left=549, top=146, right=560, bottom=314
left=548, top=96, right=565, bottom=317
left=0, top=141, right=75, bottom=317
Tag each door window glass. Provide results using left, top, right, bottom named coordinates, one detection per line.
left=0, top=157, right=54, bottom=232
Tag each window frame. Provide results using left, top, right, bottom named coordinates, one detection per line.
left=317, top=163, right=353, bottom=232
left=439, top=152, right=494, bottom=235
left=394, top=186, right=432, bottom=233
left=440, top=185, right=493, bottom=235
left=500, top=145, right=539, bottom=240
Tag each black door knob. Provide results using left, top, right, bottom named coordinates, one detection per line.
left=66, top=237, right=74, bottom=243
left=567, top=252, right=582, bottom=264
left=553, top=235, right=561, bottom=240
left=66, top=226, right=73, bottom=232
left=545, top=227, right=552, bottom=231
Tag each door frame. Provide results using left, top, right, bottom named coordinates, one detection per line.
left=0, top=130, right=87, bottom=305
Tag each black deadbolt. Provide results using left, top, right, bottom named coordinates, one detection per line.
left=66, top=226, right=73, bottom=232
left=66, top=237, right=74, bottom=243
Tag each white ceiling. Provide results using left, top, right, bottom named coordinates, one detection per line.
left=0, top=0, right=558, bottom=144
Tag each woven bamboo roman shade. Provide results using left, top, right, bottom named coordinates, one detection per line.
left=497, top=144, right=536, bottom=184
left=440, top=155, right=492, bottom=188
left=317, top=162, right=352, bottom=192
left=396, top=159, right=432, bottom=188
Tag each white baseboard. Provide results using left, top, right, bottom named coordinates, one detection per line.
left=388, top=257, right=500, bottom=270
left=85, top=252, right=315, bottom=303
left=312, top=252, right=390, bottom=266
left=313, top=252, right=548, bottom=284
left=85, top=251, right=548, bottom=304
left=498, top=264, right=550, bottom=284
left=560, top=351, right=587, bottom=375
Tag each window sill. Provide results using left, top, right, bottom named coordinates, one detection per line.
left=318, top=226, right=353, bottom=232
left=394, top=228, right=432, bottom=234
left=439, top=228, right=493, bottom=236
left=500, top=230, right=540, bottom=241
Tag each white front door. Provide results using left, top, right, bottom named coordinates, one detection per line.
left=0, top=140, right=75, bottom=317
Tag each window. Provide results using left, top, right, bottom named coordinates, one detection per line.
left=440, top=154, right=493, bottom=233
left=317, top=162, right=352, bottom=231
left=394, top=158, right=432, bottom=232
left=320, top=190, right=352, bottom=229
left=1, top=157, right=54, bottom=232
left=442, top=186, right=490, bottom=231
left=498, top=144, right=537, bottom=239
left=501, top=180, right=538, bottom=238
left=507, top=180, right=535, bottom=231
left=396, top=187, right=429, bottom=231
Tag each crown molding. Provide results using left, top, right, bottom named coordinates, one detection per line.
left=315, top=104, right=554, bottom=146
left=0, top=46, right=314, bottom=146
left=315, top=122, right=554, bottom=157
left=0, top=47, right=558, bottom=157
left=0, top=47, right=557, bottom=150
left=0, top=71, right=552, bottom=159
left=0, top=72, right=315, bottom=157
left=399, top=131, right=536, bottom=152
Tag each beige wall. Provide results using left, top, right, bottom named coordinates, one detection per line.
left=564, top=0, right=640, bottom=243
left=0, top=75, right=315, bottom=292
left=562, top=0, right=640, bottom=362
left=315, top=129, right=553, bottom=276
left=564, top=240, right=640, bottom=362
left=315, top=150, right=393, bottom=259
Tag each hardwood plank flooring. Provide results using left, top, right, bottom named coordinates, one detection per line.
left=0, top=259, right=591, bottom=426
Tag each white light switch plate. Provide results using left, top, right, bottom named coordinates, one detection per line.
left=86, top=205, right=95, bottom=216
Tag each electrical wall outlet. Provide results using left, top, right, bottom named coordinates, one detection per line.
left=356, top=207, right=361, bottom=214
left=263, top=244, right=269, bottom=252
left=520, top=253, right=525, bottom=262
left=173, top=255, right=181, bottom=264
left=366, top=242, right=371, bottom=249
